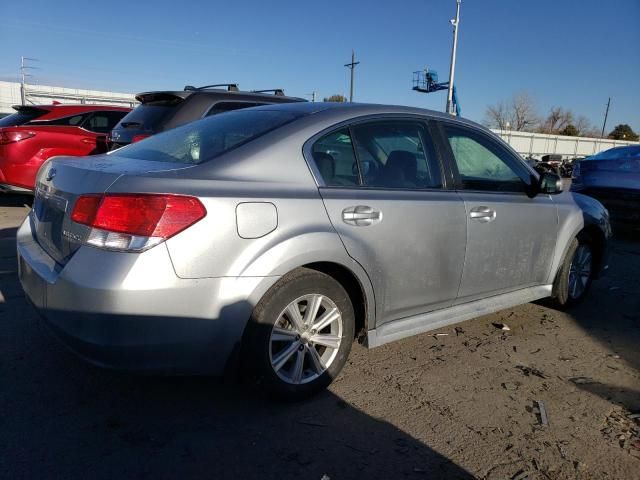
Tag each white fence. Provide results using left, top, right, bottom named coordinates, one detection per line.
left=491, top=129, right=638, bottom=158
left=0, top=81, right=137, bottom=114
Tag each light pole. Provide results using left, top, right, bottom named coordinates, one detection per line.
left=446, top=0, right=461, bottom=115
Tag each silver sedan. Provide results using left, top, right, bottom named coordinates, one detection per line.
left=17, top=102, right=611, bottom=399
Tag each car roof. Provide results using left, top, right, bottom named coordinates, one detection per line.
left=135, top=88, right=306, bottom=104
left=248, top=101, right=487, bottom=130
left=12, top=104, right=131, bottom=121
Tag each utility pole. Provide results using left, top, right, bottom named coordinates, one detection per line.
left=446, top=0, right=461, bottom=115
left=600, top=97, right=611, bottom=138
left=344, top=50, right=360, bottom=102
left=306, top=91, right=316, bottom=102
left=20, top=56, right=38, bottom=106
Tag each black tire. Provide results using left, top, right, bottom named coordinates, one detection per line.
left=242, top=268, right=355, bottom=400
left=551, top=234, right=594, bottom=308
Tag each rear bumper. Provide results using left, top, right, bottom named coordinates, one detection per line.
left=17, top=217, right=276, bottom=374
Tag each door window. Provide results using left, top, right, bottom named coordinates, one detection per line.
left=444, top=125, right=530, bottom=192
left=351, top=121, right=441, bottom=189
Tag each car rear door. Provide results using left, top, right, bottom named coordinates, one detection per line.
left=435, top=121, right=558, bottom=302
left=308, top=117, right=467, bottom=328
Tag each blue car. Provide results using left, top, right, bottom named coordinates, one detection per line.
left=572, top=145, right=640, bottom=227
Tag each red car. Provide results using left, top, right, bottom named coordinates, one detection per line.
left=0, top=104, right=130, bottom=192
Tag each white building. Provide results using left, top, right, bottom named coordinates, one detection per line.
left=0, top=81, right=136, bottom=115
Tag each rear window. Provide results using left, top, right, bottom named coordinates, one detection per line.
left=589, top=146, right=640, bottom=160
left=0, top=108, right=47, bottom=127
left=111, top=109, right=299, bottom=164
left=115, top=102, right=181, bottom=132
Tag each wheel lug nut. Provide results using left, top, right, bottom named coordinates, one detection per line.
left=298, top=345, right=304, bottom=351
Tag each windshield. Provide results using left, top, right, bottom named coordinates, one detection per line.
left=0, top=109, right=47, bottom=127
left=111, top=109, right=299, bottom=164
left=588, top=145, right=640, bottom=160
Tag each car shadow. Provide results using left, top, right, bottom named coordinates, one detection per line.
left=0, top=193, right=32, bottom=208
left=0, top=229, right=473, bottom=480
left=545, top=233, right=640, bottom=412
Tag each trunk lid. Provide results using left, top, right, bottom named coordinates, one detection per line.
left=31, top=154, right=191, bottom=265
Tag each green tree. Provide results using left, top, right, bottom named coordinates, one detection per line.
left=560, top=124, right=579, bottom=136
left=323, top=94, right=347, bottom=102
left=608, top=124, right=639, bottom=141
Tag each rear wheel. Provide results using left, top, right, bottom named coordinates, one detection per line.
left=243, top=268, right=355, bottom=400
left=552, top=235, right=594, bottom=307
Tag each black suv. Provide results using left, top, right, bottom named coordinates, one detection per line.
left=107, top=84, right=306, bottom=149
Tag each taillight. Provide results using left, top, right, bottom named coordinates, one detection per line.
left=131, top=134, right=151, bottom=143
left=0, top=131, right=36, bottom=145
left=71, top=194, right=206, bottom=251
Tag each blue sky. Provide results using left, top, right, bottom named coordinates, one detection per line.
left=1, top=0, right=638, bottom=132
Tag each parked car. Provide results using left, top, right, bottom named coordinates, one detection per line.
left=571, top=145, right=640, bottom=227
left=0, top=104, right=130, bottom=192
left=107, top=84, right=305, bottom=150
left=18, top=103, right=610, bottom=399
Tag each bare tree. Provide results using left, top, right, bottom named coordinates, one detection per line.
left=540, top=107, right=574, bottom=134
left=510, top=93, right=538, bottom=131
left=485, top=100, right=510, bottom=130
left=323, top=94, right=347, bottom=102
left=484, top=93, right=538, bottom=131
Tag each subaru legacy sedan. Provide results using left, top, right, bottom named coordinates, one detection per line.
left=17, top=103, right=610, bottom=399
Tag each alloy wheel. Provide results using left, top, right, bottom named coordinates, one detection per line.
left=568, top=244, right=592, bottom=299
left=269, top=294, right=343, bottom=385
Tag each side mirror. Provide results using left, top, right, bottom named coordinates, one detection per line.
left=539, top=172, right=563, bottom=195
left=526, top=172, right=563, bottom=198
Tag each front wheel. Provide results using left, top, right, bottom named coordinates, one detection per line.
left=551, top=235, right=594, bottom=308
left=243, top=268, right=355, bottom=400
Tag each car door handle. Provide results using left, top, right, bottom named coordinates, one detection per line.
left=469, top=206, right=496, bottom=223
left=342, top=206, right=382, bottom=226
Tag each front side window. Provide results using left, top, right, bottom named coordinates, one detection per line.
left=444, top=125, right=529, bottom=192
left=112, top=109, right=299, bottom=164
left=352, top=121, right=441, bottom=189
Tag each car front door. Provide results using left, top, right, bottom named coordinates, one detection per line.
left=308, top=118, right=467, bottom=328
left=437, top=122, right=558, bottom=302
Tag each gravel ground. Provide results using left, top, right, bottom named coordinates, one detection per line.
left=1, top=194, right=638, bottom=480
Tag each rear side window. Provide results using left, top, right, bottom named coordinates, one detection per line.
left=112, top=109, right=299, bottom=164
left=352, top=121, right=441, bottom=189
left=28, top=113, right=88, bottom=126
left=0, top=108, right=47, bottom=127
left=312, top=129, right=359, bottom=186
left=82, top=111, right=127, bottom=133
left=311, top=121, right=442, bottom=189
left=206, top=102, right=267, bottom=116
